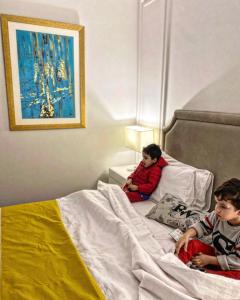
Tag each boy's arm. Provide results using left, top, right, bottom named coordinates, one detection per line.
left=137, top=167, right=162, bottom=194
left=127, top=163, right=141, bottom=180
left=217, top=239, right=240, bottom=270
left=125, top=163, right=142, bottom=188
left=191, top=253, right=220, bottom=267
left=191, top=211, right=216, bottom=238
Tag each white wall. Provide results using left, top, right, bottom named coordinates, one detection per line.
left=139, top=0, right=240, bottom=127
left=0, top=0, right=138, bottom=205
left=166, top=0, right=240, bottom=123
left=3, top=0, right=240, bottom=205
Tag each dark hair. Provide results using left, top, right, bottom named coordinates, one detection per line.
left=142, top=144, right=162, bottom=160
left=214, top=178, right=240, bottom=210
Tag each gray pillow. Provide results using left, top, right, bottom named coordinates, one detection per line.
left=146, top=193, right=208, bottom=232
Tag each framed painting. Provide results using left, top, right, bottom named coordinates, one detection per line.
left=1, top=14, right=85, bottom=130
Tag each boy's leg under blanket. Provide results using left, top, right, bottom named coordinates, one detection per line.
left=124, top=190, right=149, bottom=202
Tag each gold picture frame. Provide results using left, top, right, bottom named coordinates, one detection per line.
left=1, top=14, right=85, bottom=130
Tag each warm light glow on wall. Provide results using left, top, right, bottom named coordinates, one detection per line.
left=125, top=125, right=154, bottom=152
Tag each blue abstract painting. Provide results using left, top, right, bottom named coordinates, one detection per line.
left=16, top=30, right=75, bottom=119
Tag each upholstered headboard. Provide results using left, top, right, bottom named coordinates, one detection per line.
left=162, top=110, right=240, bottom=210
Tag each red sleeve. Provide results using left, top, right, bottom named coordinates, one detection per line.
left=127, top=163, right=141, bottom=180
left=137, top=167, right=162, bottom=194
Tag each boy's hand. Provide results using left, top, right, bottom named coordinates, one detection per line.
left=175, top=228, right=197, bottom=255
left=126, top=178, right=132, bottom=185
left=175, top=234, right=190, bottom=255
left=191, top=253, right=218, bottom=267
left=191, top=253, right=210, bottom=267
left=128, top=184, right=138, bottom=191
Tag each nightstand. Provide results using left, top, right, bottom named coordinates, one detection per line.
left=109, top=165, right=136, bottom=186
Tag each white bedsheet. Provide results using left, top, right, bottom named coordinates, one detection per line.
left=58, top=182, right=239, bottom=300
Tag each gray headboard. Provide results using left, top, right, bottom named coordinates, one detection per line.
left=162, top=110, right=240, bottom=210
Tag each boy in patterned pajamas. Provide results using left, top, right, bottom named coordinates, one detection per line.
left=175, top=178, right=240, bottom=279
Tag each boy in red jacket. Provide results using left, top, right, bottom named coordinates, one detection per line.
left=123, top=144, right=168, bottom=202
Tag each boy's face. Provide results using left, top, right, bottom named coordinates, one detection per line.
left=142, top=152, right=157, bottom=168
left=215, top=197, right=240, bottom=222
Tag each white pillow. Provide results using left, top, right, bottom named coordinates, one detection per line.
left=151, top=164, right=195, bottom=206
left=151, top=152, right=214, bottom=211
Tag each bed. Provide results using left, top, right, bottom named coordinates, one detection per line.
left=1, top=110, right=240, bottom=300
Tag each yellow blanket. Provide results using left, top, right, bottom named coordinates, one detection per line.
left=1, top=200, right=106, bottom=300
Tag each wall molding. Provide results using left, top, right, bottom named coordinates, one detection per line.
left=159, top=0, right=172, bottom=130
left=136, top=0, right=144, bottom=124
left=136, top=0, right=172, bottom=138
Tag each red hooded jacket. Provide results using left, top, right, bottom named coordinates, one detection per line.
left=128, top=156, right=168, bottom=195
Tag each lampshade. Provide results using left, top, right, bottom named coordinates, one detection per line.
left=125, top=125, right=154, bottom=152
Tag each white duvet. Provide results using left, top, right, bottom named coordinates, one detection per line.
left=58, top=182, right=240, bottom=300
